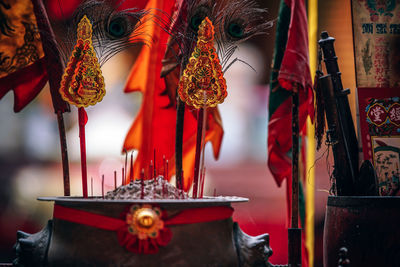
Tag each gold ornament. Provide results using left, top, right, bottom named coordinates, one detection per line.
left=126, top=204, right=164, bottom=240
left=178, top=17, right=227, bottom=109
left=59, top=15, right=105, bottom=108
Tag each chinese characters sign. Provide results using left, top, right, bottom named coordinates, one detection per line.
left=352, top=0, right=400, bottom=87
left=358, top=88, right=400, bottom=195
left=367, top=102, right=400, bottom=127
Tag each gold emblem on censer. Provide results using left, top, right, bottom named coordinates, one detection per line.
left=126, top=204, right=164, bottom=240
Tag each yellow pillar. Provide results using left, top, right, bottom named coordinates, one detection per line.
left=306, top=0, right=318, bottom=266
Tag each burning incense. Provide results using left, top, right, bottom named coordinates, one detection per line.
left=166, top=160, right=169, bottom=180
left=199, top=167, right=206, bottom=198
left=130, top=152, right=134, bottom=183
left=140, top=169, right=145, bottom=199
left=124, top=149, right=128, bottom=183
left=163, top=158, right=168, bottom=197
left=150, top=160, right=154, bottom=180
left=153, top=149, right=157, bottom=178
left=90, top=177, right=93, bottom=197
left=101, top=174, right=105, bottom=198
left=114, top=171, right=117, bottom=190
left=163, top=155, right=166, bottom=178
left=122, top=168, right=125, bottom=185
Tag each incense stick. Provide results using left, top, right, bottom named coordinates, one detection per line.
left=114, top=171, right=117, bottom=190
left=199, top=167, right=206, bottom=198
left=130, top=152, right=134, bottom=183
left=163, top=155, right=166, bottom=178
left=124, top=149, right=128, bottom=183
left=153, top=149, right=157, bottom=178
left=199, top=107, right=207, bottom=198
left=122, top=168, right=125, bottom=185
left=166, top=160, right=169, bottom=180
left=102, top=174, right=104, bottom=198
left=140, top=169, right=145, bottom=199
left=150, top=160, right=154, bottom=180
left=78, top=107, right=88, bottom=198
left=192, top=107, right=205, bottom=198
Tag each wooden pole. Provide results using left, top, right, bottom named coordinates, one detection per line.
left=288, top=90, right=301, bottom=266
left=56, top=111, right=70, bottom=196
left=292, top=91, right=299, bottom=229
left=31, top=0, right=71, bottom=196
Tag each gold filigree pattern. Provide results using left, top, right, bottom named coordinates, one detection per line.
left=0, top=0, right=44, bottom=78
left=59, top=15, right=105, bottom=108
left=178, top=17, right=227, bottom=109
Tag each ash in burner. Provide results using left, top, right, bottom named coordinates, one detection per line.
left=105, top=176, right=188, bottom=200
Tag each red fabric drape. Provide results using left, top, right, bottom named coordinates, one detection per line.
left=0, top=57, right=48, bottom=112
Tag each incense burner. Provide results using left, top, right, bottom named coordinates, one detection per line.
left=14, top=197, right=274, bottom=267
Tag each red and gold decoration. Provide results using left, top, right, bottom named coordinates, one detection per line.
left=58, top=15, right=105, bottom=198
left=178, top=17, right=227, bottom=109
left=119, top=204, right=171, bottom=254
left=0, top=0, right=48, bottom=112
left=125, top=204, right=164, bottom=240
left=59, top=15, right=105, bottom=108
left=358, top=88, right=400, bottom=196
left=53, top=203, right=233, bottom=254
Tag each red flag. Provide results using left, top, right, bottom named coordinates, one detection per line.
left=45, top=0, right=149, bottom=21
left=123, top=0, right=223, bottom=190
left=268, top=0, right=314, bottom=187
left=268, top=0, right=314, bottom=266
left=122, top=0, right=178, bottom=181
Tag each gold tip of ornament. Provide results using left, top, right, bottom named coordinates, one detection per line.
left=198, top=17, right=214, bottom=42
left=77, top=15, right=93, bottom=40
left=178, top=17, right=227, bottom=109
left=59, top=15, right=105, bottom=108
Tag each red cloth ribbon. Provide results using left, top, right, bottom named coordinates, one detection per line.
left=53, top=204, right=233, bottom=254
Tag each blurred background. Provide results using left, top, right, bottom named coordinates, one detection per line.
left=0, top=0, right=356, bottom=265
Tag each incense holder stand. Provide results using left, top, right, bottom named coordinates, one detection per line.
left=14, top=197, right=273, bottom=267
left=324, top=196, right=400, bottom=267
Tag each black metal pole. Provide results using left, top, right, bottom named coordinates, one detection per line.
left=175, top=97, right=185, bottom=189
left=318, top=31, right=358, bottom=195
left=175, top=33, right=195, bottom=189
left=288, top=90, right=301, bottom=266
